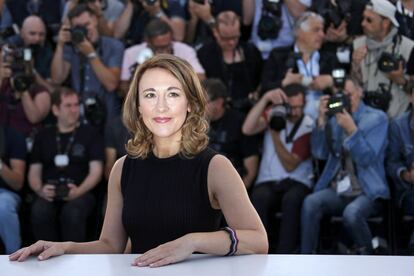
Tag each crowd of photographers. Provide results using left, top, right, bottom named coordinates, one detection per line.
left=1, top=0, right=414, bottom=256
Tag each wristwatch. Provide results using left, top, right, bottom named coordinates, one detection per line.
left=87, top=52, right=98, bottom=60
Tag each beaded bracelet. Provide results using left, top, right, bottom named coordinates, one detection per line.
left=222, top=226, right=238, bottom=256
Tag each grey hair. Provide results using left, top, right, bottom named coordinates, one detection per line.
left=294, top=11, right=324, bottom=35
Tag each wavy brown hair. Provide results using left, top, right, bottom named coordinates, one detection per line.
left=123, top=54, right=209, bottom=159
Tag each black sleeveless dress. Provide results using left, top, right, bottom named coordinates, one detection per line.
left=121, top=147, right=223, bottom=253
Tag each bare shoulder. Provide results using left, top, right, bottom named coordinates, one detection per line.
left=108, top=155, right=127, bottom=188
left=208, top=154, right=243, bottom=192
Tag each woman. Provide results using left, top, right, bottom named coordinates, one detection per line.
left=10, top=54, right=268, bottom=267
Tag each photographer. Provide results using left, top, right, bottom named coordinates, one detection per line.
left=261, top=12, right=340, bottom=120
left=51, top=4, right=124, bottom=127
left=197, top=10, right=263, bottom=114
left=62, top=0, right=125, bottom=37
left=120, top=19, right=204, bottom=98
left=0, top=124, right=26, bottom=254
left=351, top=0, right=414, bottom=118
left=7, top=15, right=55, bottom=92
left=301, top=77, right=389, bottom=254
left=113, top=0, right=186, bottom=46
left=250, top=0, right=311, bottom=59
left=242, top=84, right=314, bottom=253
left=186, top=0, right=251, bottom=46
left=311, top=0, right=368, bottom=72
left=386, top=81, right=414, bottom=255
left=204, top=78, right=259, bottom=190
left=0, top=43, right=51, bottom=139
left=28, top=87, right=104, bottom=242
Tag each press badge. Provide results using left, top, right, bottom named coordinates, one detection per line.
left=336, top=47, right=351, bottom=64
left=337, top=175, right=352, bottom=195
left=54, top=154, right=69, bottom=167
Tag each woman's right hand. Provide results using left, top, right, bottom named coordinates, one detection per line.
left=9, top=240, right=71, bottom=262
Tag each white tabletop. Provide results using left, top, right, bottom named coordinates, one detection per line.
left=1, top=254, right=413, bottom=276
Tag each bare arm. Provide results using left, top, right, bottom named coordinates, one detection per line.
left=242, top=0, right=255, bottom=26
left=243, top=89, right=287, bottom=135
left=133, top=155, right=268, bottom=267
left=104, top=148, right=117, bottom=181
left=270, top=131, right=302, bottom=172
left=10, top=157, right=128, bottom=261
left=113, top=1, right=134, bottom=39
left=89, top=57, right=121, bottom=92
left=71, top=160, right=103, bottom=197
left=20, top=90, right=51, bottom=124
left=0, top=159, right=25, bottom=192
left=203, top=155, right=268, bottom=254
left=51, top=25, right=72, bottom=85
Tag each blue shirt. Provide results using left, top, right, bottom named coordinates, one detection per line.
left=251, top=0, right=312, bottom=59
left=387, top=111, right=414, bottom=204
left=63, top=36, right=124, bottom=122
left=311, top=102, right=390, bottom=200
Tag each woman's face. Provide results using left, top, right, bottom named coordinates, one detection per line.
left=138, top=68, right=190, bottom=143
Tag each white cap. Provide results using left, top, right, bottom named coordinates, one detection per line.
left=366, top=0, right=399, bottom=27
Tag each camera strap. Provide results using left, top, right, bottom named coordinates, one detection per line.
left=285, top=115, right=304, bottom=144
left=55, top=126, right=77, bottom=157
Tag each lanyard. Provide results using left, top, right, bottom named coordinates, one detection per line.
left=56, top=127, right=77, bottom=156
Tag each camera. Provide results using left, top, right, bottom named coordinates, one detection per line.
left=332, top=68, right=346, bottom=89
left=257, top=0, right=283, bottom=40
left=364, top=83, right=392, bottom=112
left=48, top=177, right=72, bottom=201
left=0, top=24, right=19, bottom=45
left=319, top=0, right=350, bottom=29
left=83, top=94, right=106, bottom=129
left=231, top=97, right=256, bottom=113
left=268, top=103, right=291, bottom=131
left=377, top=52, right=405, bottom=73
left=326, top=92, right=350, bottom=117
left=69, top=25, right=88, bottom=45
left=2, top=44, right=35, bottom=93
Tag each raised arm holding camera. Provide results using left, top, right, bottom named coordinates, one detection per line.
left=28, top=87, right=104, bottom=242
left=261, top=12, right=340, bottom=120
left=301, top=77, right=389, bottom=255
left=242, top=84, right=314, bottom=253
left=0, top=38, right=51, bottom=140
left=51, top=4, right=124, bottom=128
left=351, top=0, right=414, bottom=118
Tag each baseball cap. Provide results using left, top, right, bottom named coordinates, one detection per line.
left=366, top=0, right=399, bottom=27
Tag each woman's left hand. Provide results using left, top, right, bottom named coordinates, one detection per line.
left=132, top=234, right=195, bottom=268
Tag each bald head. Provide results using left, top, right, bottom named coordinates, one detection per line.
left=21, top=15, right=46, bottom=46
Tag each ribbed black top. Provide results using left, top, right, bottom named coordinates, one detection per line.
left=121, top=147, right=223, bottom=253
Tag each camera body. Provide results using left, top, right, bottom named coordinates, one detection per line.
left=318, top=0, right=349, bottom=29
left=257, top=0, right=283, bottom=40
left=48, top=177, right=72, bottom=200
left=83, top=94, right=106, bottom=129
left=268, top=103, right=291, bottom=131
left=69, top=25, right=88, bottom=45
left=377, top=52, right=405, bottom=73
left=364, top=83, right=392, bottom=112
left=326, top=92, right=350, bottom=117
left=2, top=44, right=34, bottom=93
